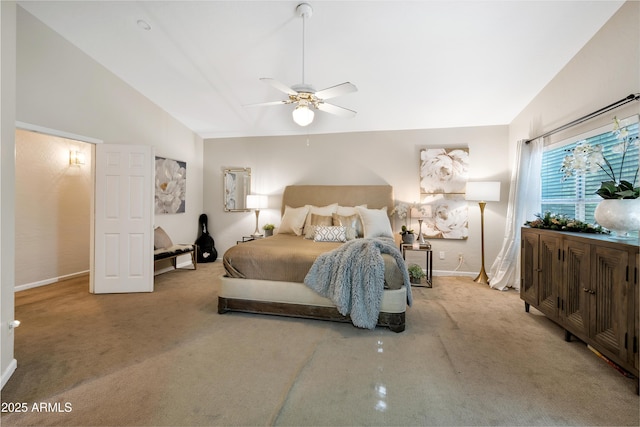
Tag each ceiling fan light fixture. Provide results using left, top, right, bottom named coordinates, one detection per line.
left=292, top=104, right=314, bottom=126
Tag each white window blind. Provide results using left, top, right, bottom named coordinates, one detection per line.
left=541, top=118, right=639, bottom=224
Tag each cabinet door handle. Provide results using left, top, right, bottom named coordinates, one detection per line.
left=583, top=288, right=596, bottom=295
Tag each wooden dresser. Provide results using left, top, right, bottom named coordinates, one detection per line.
left=520, top=227, right=639, bottom=389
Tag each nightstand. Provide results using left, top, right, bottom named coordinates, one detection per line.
left=400, top=242, right=433, bottom=288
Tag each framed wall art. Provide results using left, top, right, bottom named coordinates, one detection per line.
left=155, top=156, right=186, bottom=214
left=419, top=194, right=468, bottom=240
left=420, top=148, right=469, bottom=194
left=419, top=148, right=469, bottom=239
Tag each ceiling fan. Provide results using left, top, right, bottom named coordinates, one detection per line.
left=247, top=3, right=357, bottom=127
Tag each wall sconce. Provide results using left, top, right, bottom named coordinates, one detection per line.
left=246, top=194, right=268, bottom=237
left=69, top=150, right=85, bottom=166
left=465, top=181, right=501, bottom=285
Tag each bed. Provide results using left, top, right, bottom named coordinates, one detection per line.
left=218, top=185, right=411, bottom=332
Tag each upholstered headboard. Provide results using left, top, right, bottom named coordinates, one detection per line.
left=281, top=185, right=394, bottom=215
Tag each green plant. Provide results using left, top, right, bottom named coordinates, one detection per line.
left=262, top=223, right=275, bottom=231
left=560, top=117, right=639, bottom=199
left=407, top=264, right=425, bottom=280
left=524, top=211, right=607, bottom=234
left=399, top=225, right=414, bottom=235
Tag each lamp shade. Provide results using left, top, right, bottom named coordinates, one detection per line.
left=246, top=194, right=268, bottom=210
left=465, top=182, right=501, bottom=202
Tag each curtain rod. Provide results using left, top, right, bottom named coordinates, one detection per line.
left=524, top=93, right=640, bottom=144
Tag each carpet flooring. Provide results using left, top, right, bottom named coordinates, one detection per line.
left=1, top=262, right=638, bottom=426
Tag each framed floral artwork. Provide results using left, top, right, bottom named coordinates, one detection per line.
left=419, top=194, right=468, bottom=240
left=155, top=156, right=186, bottom=214
left=418, top=148, right=469, bottom=239
left=420, top=148, right=469, bottom=194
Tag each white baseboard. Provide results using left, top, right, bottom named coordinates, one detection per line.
left=15, top=270, right=90, bottom=292
left=1, top=358, right=17, bottom=389
left=433, top=270, right=477, bottom=278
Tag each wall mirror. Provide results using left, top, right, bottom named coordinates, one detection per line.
left=223, top=167, right=251, bottom=211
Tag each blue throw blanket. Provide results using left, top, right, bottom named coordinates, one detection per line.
left=304, top=237, right=412, bottom=329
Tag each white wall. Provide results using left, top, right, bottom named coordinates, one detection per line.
left=1, top=0, right=17, bottom=389
left=16, top=6, right=204, bottom=257
left=510, top=1, right=639, bottom=150
left=204, top=126, right=510, bottom=274
left=1, top=5, right=204, bottom=388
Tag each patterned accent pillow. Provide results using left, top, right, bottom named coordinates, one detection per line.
left=303, top=204, right=339, bottom=234
left=304, top=214, right=333, bottom=239
left=313, top=225, right=347, bottom=242
left=332, top=213, right=358, bottom=240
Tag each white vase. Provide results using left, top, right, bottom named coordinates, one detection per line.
left=594, top=199, right=640, bottom=238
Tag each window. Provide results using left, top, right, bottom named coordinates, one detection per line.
left=541, top=117, right=639, bottom=224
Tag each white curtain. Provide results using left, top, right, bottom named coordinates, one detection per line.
left=488, top=137, right=544, bottom=291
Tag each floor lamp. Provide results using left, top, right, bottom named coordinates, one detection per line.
left=246, top=194, right=268, bottom=238
left=465, top=182, right=501, bottom=285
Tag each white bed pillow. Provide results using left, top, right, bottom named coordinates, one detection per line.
left=314, top=225, right=347, bottom=242
left=278, top=205, right=309, bottom=236
left=304, top=204, right=338, bottom=233
left=356, top=206, right=393, bottom=238
left=336, top=204, right=366, bottom=216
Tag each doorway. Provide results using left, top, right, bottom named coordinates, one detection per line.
left=14, top=126, right=96, bottom=291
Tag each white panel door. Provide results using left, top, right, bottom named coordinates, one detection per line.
left=93, top=144, right=153, bottom=293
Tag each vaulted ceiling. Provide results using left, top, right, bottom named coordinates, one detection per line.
left=19, top=1, right=624, bottom=139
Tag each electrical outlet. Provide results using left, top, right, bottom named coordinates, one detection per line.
left=439, top=251, right=445, bottom=260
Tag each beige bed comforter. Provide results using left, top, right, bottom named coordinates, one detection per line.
left=223, top=234, right=405, bottom=289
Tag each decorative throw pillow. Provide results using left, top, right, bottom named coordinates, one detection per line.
left=303, top=204, right=339, bottom=234
left=304, top=214, right=334, bottom=239
left=336, top=205, right=366, bottom=237
left=356, top=206, right=393, bottom=238
left=332, top=213, right=358, bottom=240
left=278, top=205, right=309, bottom=236
left=154, top=226, right=173, bottom=250
left=313, top=225, right=347, bottom=242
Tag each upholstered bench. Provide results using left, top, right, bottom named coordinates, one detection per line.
left=154, top=227, right=197, bottom=271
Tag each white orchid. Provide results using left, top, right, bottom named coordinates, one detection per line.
left=560, top=117, right=638, bottom=199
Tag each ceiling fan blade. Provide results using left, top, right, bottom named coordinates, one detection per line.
left=243, top=100, right=291, bottom=108
left=314, top=82, right=358, bottom=100
left=260, top=78, right=298, bottom=96
left=317, top=102, right=357, bottom=118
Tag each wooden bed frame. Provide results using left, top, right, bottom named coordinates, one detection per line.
left=217, top=185, right=408, bottom=332
left=218, top=298, right=405, bottom=332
